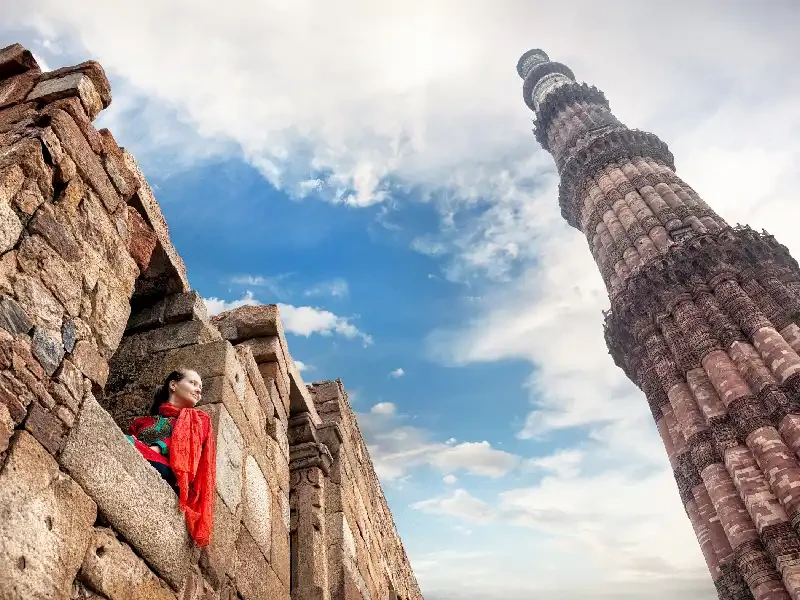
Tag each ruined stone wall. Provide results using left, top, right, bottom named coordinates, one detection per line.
left=0, top=43, right=422, bottom=600
left=311, top=380, right=422, bottom=600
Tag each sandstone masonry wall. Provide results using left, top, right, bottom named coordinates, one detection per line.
left=0, top=43, right=422, bottom=600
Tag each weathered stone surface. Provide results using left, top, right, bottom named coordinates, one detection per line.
left=125, top=207, right=157, bottom=272
left=30, top=202, right=83, bottom=263
left=0, top=249, right=16, bottom=296
left=120, top=320, right=221, bottom=363
left=79, top=528, right=177, bottom=600
left=85, top=277, right=132, bottom=358
left=122, top=150, right=189, bottom=293
left=27, top=73, right=103, bottom=120
left=0, top=163, right=23, bottom=202
left=234, top=527, right=283, bottom=600
left=37, top=61, right=111, bottom=110
left=50, top=109, right=120, bottom=213
left=0, top=188, right=22, bottom=251
left=62, top=318, right=77, bottom=353
left=242, top=455, right=272, bottom=560
left=0, top=71, right=39, bottom=110
left=24, top=401, right=67, bottom=454
left=270, top=509, right=290, bottom=589
left=259, top=361, right=289, bottom=417
left=32, top=326, right=65, bottom=376
left=199, top=403, right=243, bottom=513
left=71, top=340, right=109, bottom=387
left=59, top=394, right=192, bottom=589
left=18, top=234, right=82, bottom=317
left=200, top=493, right=240, bottom=588
left=0, top=44, right=39, bottom=79
left=0, top=294, right=33, bottom=335
left=212, top=304, right=283, bottom=345
left=0, top=138, right=52, bottom=201
left=0, top=402, right=12, bottom=453
left=0, top=102, right=36, bottom=133
left=14, top=272, right=64, bottom=331
left=97, top=129, right=139, bottom=200
left=127, top=291, right=208, bottom=334
left=0, top=431, right=96, bottom=600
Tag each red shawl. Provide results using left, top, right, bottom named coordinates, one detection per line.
left=159, top=403, right=216, bottom=547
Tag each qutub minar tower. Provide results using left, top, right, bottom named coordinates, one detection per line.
left=517, top=49, right=800, bottom=600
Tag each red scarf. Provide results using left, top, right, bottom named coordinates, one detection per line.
left=159, top=403, right=216, bottom=547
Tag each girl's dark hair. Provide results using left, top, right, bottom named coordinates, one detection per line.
left=149, top=369, right=189, bottom=415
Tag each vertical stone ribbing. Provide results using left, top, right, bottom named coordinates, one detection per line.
left=518, top=48, right=800, bottom=599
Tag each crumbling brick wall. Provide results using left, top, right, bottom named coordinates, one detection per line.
left=0, top=42, right=422, bottom=600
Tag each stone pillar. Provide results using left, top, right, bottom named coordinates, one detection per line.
left=290, top=413, right=333, bottom=600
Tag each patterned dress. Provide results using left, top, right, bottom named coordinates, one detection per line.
left=126, top=413, right=178, bottom=489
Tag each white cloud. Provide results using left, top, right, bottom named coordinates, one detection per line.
left=229, top=274, right=291, bottom=300
left=443, top=474, right=458, bottom=485
left=304, top=278, right=349, bottom=299
left=358, top=404, right=519, bottom=481
left=203, top=290, right=259, bottom=316
left=389, top=367, right=405, bottom=378
left=371, top=402, right=396, bottom=416
left=294, top=360, right=312, bottom=373
left=276, top=303, right=372, bottom=345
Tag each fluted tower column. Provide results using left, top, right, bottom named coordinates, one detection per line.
left=518, top=49, right=800, bottom=600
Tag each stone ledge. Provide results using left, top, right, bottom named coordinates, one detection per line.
left=59, top=394, right=193, bottom=589
left=0, top=430, right=96, bottom=600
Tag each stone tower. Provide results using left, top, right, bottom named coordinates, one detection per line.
left=517, top=49, right=800, bottom=600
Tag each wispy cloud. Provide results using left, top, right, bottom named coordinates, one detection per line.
left=388, top=367, right=405, bottom=378
left=229, top=274, right=291, bottom=300
left=203, top=290, right=260, bottom=316
left=277, top=303, right=372, bottom=346
left=303, top=278, right=349, bottom=299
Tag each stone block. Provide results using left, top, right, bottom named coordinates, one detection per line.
left=18, top=234, right=82, bottom=317
left=27, top=72, right=103, bottom=120
left=0, top=138, right=52, bottom=201
left=122, top=150, right=189, bottom=293
left=37, top=60, right=111, bottom=110
left=71, top=340, right=109, bottom=387
left=0, top=188, right=22, bottom=252
left=14, top=273, right=64, bottom=331
left=270, top=504, right=290, bottom=588
left=24, top=401, right=67, bottom=455
left=0, top=163, right=23, bottom=203
left=62, top=318, right=77, bottom=353
left=97, top=129, right=139, bottom=200
left=0, top=402, right=12, bottom=454
left=0, top=71, right=38, bottom=110
left=234, top=528, right=283, bottom=600
left=0, top=250, right=16, bottom=296
left=200, top=403, right=243, bottom=514
left=49, top=108, right=120, bottom=212
left=0, top=44, right=39, bottom=79
left=0, top=294, right=33, bottom=336
left=29, top=202, right=83, bottom=263
left=59, top=395, right=193, bottom=589
left=235, top=344, right=274, bottom=422
left=268, top=379, right=287, bottom=424
left=242, top=455, right=272, bottom=561
left=200, top=492, right=241, bottom=588
left=0, top=102, right=36, bottom=133
left=85, top=276, right=132, bottom=358
left=127, top=291, right=208, bottom=334
left=0, top=431, right=96, bottom=600
left=80, top=527, right=177, bottom=600
left=287, top=359, right=322, bottom=425
left=126, top=206, right=157, bottom=272
left=238, top=335, right=282, bottom=364
left=259, top=362, right=289, bottom=417
left=122, top=320, right=221, bottom=362
left=211, top=304, right=284, bottom=345
left=32, top=326, right=64, bottom=376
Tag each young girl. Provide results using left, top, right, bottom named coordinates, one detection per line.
left=126, top=368, right=216, bottom=547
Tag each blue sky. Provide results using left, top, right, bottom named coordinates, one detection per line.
left=5, top=1, right=800, bottom=598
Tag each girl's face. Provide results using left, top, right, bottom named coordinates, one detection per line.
left=169, top=370, right=203, bottom=408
